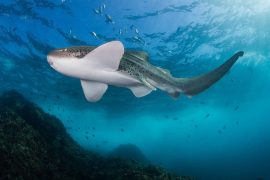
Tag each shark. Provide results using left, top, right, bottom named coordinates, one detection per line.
left=47, top=41, right=244, bottom=102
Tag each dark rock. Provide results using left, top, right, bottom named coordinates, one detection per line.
left=109, top=144, right=150, bottom=165
left=0, top=90, right=194, bottom=180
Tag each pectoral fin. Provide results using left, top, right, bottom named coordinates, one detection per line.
left=81, top=80, right=108, bottom=102
left=82, top=41, right=124, bottom=71
left=129, top=85, right=152, bottom=97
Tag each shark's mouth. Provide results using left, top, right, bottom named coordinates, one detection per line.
left=48, top=60, right=53, bottom=66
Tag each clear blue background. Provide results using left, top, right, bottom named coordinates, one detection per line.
left=1, top=0, right=270, bottom=179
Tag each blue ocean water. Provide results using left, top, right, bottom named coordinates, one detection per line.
left=1, top=0, right=270, bottom=179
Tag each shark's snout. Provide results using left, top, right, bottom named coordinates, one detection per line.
left=47, top=49, right=61, bottom=66
left=47, top=48, right=73, bottom=66
left=47, top=55, right=54, bottom=66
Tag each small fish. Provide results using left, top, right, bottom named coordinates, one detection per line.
left=173, top=117, right=178, bottom=121
left=222, top=125, right=227, bottom=130
left=133, top=36, right=143, bottom=43
left=93, top=9, right=101, bottom=15
left=120, top=128, right=125, bottom=132
left=105, top=14, right=114, bottom=23
left=92, top=127, right=95, bottom=130
left=205, top=113, right=210, bottom=118
left=102, top=4, right=106, bottom=10
left=92, top=134, right=95, bottom=137
left=218, top=130, right=222, bottom=134
left=234, top=105, right=239, bottom=111
left=99, top=5, right=104, bottom=13
left=132, top=36, right=145, bottom=45
left=119, top=29, right=122, bottom=35
left=135, top=28, right=139, bottom=34
left=200, top=101, right=205, bottom=104
left=90, top=32, right=98, bottom=38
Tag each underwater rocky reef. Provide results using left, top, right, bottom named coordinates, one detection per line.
left=109, top=144, right=150, bottom=165
left=0, top=90, right=194, bottom=180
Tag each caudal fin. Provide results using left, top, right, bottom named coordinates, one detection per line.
left=175, top=51, right=244, bottom=96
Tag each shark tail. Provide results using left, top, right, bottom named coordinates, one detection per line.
left=174, top=51, right=244, bottom=97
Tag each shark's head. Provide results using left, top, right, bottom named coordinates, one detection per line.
left=47, top=47, right=86, bottom=77
left=47, top=48, right=65, bottom=66
left=48, top=47, right=91, bottom=65
left=47, top=46, right=95, bottom=74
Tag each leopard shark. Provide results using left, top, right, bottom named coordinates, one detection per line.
left=47, top=41, right=244, bottom=102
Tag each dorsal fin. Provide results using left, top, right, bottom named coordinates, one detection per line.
left=126, top=51, right=149, bottom=62
left=82, top=41, right=124, bottom=70
left=133, top=51, right=149, bottom=61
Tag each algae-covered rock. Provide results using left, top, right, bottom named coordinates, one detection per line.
left=0, top=90, right=195, bottom=180
left=109, top=144, right=150, bottom=165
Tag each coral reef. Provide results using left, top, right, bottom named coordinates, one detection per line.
left=0, top=90, right=194, bottom=180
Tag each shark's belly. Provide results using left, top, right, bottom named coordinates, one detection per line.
left=83, top=70, right=142, bottom=88
left=107, top=71, right=142, bottom=87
